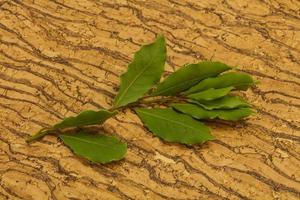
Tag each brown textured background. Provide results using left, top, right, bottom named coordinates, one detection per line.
left=0, top=0, right=299, bottom=199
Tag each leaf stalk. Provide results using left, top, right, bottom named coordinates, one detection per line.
left=26, top=129, right=53, bottom=143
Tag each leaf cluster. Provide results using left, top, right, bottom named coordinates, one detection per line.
left=26, top=35, right=257, bottom=163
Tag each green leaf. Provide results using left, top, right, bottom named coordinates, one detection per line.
left=152, top=61, right=231, bottom=96
left=187, top=86, right=234, bottom=101
left=184, top=72, right=255, bottom=95
left=172, top=103, right=254, bottom=121
left=60, top=131, right=127, bottom=164
left=53, top=110, right=117, bottom=130
left=189, top=95, right=250, bottom=110
left=26, top=109, right=117, bottom=143
left=135, top=108, right=214, bottom=145
left=113, top=35, right=166, bottom=108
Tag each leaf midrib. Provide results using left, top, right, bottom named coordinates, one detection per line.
left=155, top=75, right=208, bottom=95
left=189, top=87, right=233, bottom=99
left=115, top=58, right=155, bottom=106
left=61, top=135, right=121, bottom=150
left=138, top=109, right=202, bottom=132
left=194, top=80, right=253, bottom=90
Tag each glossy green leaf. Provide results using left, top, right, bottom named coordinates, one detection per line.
left=172, top=103, right=254, bottom=121
left=184, top=72, right=255, bottom=95
left=187, top=86, right=234, bottom=101
left=135, top=108, right=214, bottom=145
left=189, top=95, right=250, bottom=110
left=26, top=109, right=117, bottom=143
left=152, top=61, right=231, bottom=96
left=53, top=110, right=117, bottom=130
left=60, top=131, right=127, bottom=164
left=113, top=35, right=166, bottom=108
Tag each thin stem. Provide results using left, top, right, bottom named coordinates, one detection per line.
left=26, top=129, right=53, bottom=143
left=109, top=101, right=140, bottom=112
left=110, top=96, right=186, bottom=112
left=109, top=95, right=153, bottom=111
left=140, top=96, right=186, bottom=104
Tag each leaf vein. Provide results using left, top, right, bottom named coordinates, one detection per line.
left=138, top=109, right=200, bottom=131
left=61, top=135, right=120, bottom=150
left=115, top=58, right=154, bottom=106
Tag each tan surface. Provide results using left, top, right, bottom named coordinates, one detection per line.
left=0, top=0, right=299, bottom=199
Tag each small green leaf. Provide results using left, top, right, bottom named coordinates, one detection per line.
left=187, top=86, right=234, bottom=101
left=113, top=35, right=166, bottom=108
left=184, top=72, right=255, bottom=95
left=135, top=108, right=214, bottom=145
left=152, top=61, right=231, bottom=96
left=60, top=131, right=127, bottom=164
left=172, top=103, right=254, bottom=121
left=53, top=110, right=117, bottom=130
left=26, top=109, right=117, bottom=143
left=189, top=95, right=250, bottom=110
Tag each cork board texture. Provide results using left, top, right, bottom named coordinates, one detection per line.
left=0, top=0, right=299, bottom=199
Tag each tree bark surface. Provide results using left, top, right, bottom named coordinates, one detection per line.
left=0, top=0, right=299, bottom=199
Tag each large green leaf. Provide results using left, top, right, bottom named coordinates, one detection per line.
left=187, top=86, right=234, bottom=101
left=184, top=72, right=254, bottom=95
left=53, top=110, right=117, bottom=130
left=172, top=103, right=254, bottom=121
left=151, top=61, right=231, bottom=96
left=60, top=132, right=127, bottom=164
left=189, top=95, right=250, bottom=110
left=135, top=108, right=214, bottom=145
left=113, top=35, right=166, bottom=108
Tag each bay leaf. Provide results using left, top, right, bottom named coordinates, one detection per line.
left=53, top=110, right=117, bottom=130
left=60, top=131, right=127, bottom=164
left=187, top=86, right=234, bottom=101
left=135, top=108, right=214, bottom=145
left=113, top=35, right=166, bottom=108
left=189, top=95, right=250, bottom=110
left=184, top=72, right=254, bottom=95
left=172, top=103, right=254, bottom=121
left=26, top=109, right=117, bottom=143
left=152, top=61, right=231, bottom=96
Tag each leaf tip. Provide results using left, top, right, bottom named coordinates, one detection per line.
left=156, top=34, right=165, bottom=41
left=254, top=80, right=261, bottom=85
